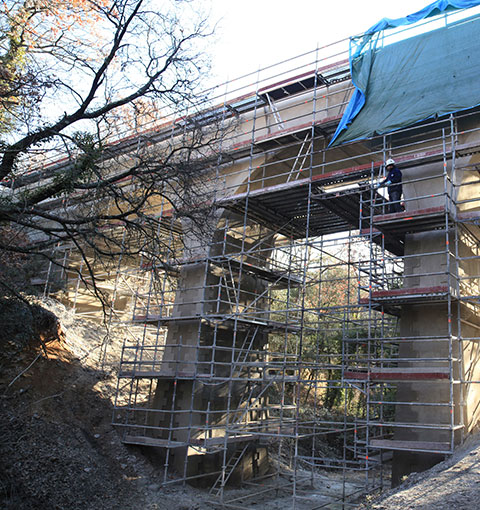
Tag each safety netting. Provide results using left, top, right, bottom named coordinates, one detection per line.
left=330, top=0, right=480, bottom=146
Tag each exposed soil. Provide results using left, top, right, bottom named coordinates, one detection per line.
left=364, top=434, right=480, bottom=510
left=0, top=298, right=212, bottom=510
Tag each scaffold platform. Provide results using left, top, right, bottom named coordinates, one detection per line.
left=372, top=207, right=452, bottom=235
left=369, top=439, right=451, bottom=454
left=344, top=367, right=450, bottom=381
left=360, top=285, right=450, bottom=305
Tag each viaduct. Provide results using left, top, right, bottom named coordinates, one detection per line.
left=27, top=3, right=480, bottom=507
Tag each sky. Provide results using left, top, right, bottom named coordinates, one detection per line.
left=208, top=0, right=444, bottom=82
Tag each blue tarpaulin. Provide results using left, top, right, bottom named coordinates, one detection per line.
left=329, top=0, right=480, bottom=146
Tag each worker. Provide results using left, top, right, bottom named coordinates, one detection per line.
left=377, top=158, right=402, bottom=213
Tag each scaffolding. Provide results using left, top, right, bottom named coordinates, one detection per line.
left=24, top=9, right=480, bottom=509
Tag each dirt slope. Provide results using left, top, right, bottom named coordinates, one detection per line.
left=0, top=298, right=214, bottom=510
left=365, top=435, right=480, bottom=510
left=2, top=301, right=137, bottom=508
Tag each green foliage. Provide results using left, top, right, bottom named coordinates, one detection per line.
left=0, top=2, right=30, bottom=134
left=269, top=254, right=397, bottom=418
left=51, top=132, right=102, bottom=196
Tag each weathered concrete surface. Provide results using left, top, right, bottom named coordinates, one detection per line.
left=148, top=214, right=272, bottom=482
left=392, top=145, right=480, bottom=484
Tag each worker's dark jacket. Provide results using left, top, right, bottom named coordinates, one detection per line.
left=384, top=166, right=402, bottom=194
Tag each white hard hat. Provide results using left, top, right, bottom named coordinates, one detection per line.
left=386, top=158, right=395, bottom=166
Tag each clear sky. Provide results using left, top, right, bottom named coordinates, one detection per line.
left=208, top=0, right=444, bottom=82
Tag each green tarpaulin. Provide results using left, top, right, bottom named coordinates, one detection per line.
left=332, top=13, right=480, bottom=145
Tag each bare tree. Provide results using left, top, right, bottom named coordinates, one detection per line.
left=0, top=0, right=228, bottom=307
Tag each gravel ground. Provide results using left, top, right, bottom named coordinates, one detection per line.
left=364, top=434, right=480, bottom=510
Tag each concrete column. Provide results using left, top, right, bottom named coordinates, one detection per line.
left=148, top=213, right=272, bottom=483
left=392, top=158, right=480, bottom=484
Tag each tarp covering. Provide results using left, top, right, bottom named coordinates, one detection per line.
left=330, top=0, right=480, bottom=146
